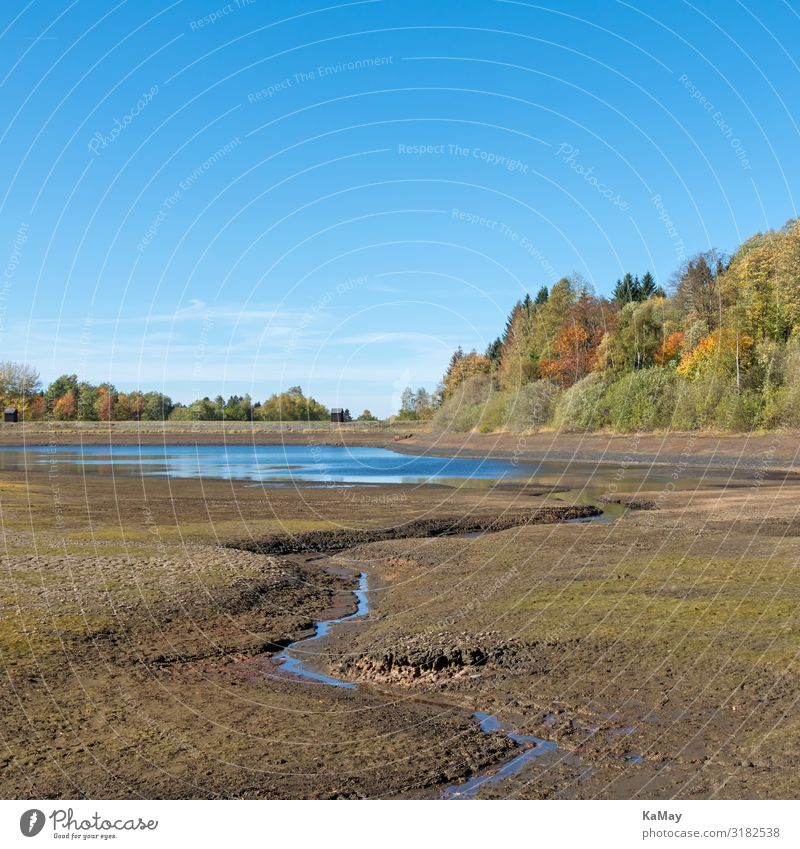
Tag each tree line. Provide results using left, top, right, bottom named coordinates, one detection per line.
left=0, top=371, right=379, bottom=422
left=398, top=217, right=800, bottom=432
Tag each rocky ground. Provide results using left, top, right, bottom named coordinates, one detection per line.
left=1, top=433, right=798, bottom=799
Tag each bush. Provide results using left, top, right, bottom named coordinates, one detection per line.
left=713, top=389, right=762, bottom=431
left=671, top=372, right=729, bottom=429
left=503, top=380, right=559, bottom=432
left=552, top=373, right=608, bottom=432
left=433, top=374, right=493, bottom=432
left=475, top=390, right=509, bottom=433
left=602, top=368, right=679, bottom=431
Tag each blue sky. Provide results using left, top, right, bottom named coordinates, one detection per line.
left=1, top=0, right=799, bottom=415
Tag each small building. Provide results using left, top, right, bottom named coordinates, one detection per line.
left=4, top=406, right=18, bottom=423
left=330, top=408, right=344, bottom=423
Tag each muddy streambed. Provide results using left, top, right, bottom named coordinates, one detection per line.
left=273, top=564, right=624, bottom=799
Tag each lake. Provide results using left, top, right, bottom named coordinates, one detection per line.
left=0, top=444, right=524, bottom=486
left=0, top=443, right=780, bottom=492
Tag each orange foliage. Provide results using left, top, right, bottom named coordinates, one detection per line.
left=653, top=331, right=684, bottom=366
left=53, top=391, right=77, bottom=420
left=539, top=321, right=602, bottom=387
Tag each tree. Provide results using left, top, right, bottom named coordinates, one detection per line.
left=94, top=385, right=116, bottom=421
left=534, top=286, right=549, bottom=305
left=142, top=391, right=174, bottom=420
left=677, top=328, right=753, bottom=381
left=53, top=391, right=77, bottom=420
left=613, top=273, right=642, bottom=303
left=0, top=361, right=41, bottom=406
left=343, top=408, right=353, bottom=422
left=76, top=383, right=99, bottom=420
left=395, top=386, right=437, bottom=420
left=396, top=386, right=417, bottom=420
left=356, top=409, right=378, bottom=421
left=673, top=250, right=726, bottom=330
left=599, top=299, right=681, bottom=374
left=485, top=337, right=503, bottom=363
left=442, top=351, right=491, bottom=398
left=640, top=271, right=658, bottom=299
left=538, top=293, right=606, bottom=387
left=255, top=388, right=328, bottom=421
left=414, top=389, right=434, bottom=420
left=45, top=374, right=78, bottom=407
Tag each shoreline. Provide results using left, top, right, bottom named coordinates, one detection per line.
left=1, top=423, right=799, bottom=473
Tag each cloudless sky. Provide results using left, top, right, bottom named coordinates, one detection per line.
left=1, top=0, right=799, bottom=415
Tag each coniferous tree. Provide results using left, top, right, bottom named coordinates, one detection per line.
left=485, top=337, right=503, bottom=363
left=640, top=271, right=657, bottom=299
left=534, top=286, right=549, bottom=305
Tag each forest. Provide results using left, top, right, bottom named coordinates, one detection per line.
left=399, top=218, right=800, bottom=432
left=4, top=219, right=800, bottom=432
left=0, top=372, right=344, bottom=423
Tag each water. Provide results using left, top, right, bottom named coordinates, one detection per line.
left=442, top=712, right=561, bottom=799
left=0, top=444, right=524, bottom=486
left=0, top=443, right=783, bottom=491
left=275, top=572, right=369, bottom=689
left=256, top=569, right=641, bottom=796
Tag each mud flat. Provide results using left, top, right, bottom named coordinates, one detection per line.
left=1, top=443, right=799, bottom=799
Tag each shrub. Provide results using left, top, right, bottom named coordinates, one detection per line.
left=552, top=373, right=608, bottom=432
left=602, top=368, right=679, bottom=431
left=503, top=380, right=559, bottom=432
left=432, top=374, right=493, bottom=432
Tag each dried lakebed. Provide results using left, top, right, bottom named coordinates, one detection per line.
left=237, top=504, right=613, bottom=799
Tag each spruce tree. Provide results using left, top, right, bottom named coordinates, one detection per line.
left=640, top=271, right=657, bottom=299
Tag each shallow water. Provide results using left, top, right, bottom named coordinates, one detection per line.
left=442, top=712, right=562, bottom=799
left=0, top=444, right=523, bottom=486
left=275, top=572, right=369, bottom=689
left=0, top=443, right=783, bottom=491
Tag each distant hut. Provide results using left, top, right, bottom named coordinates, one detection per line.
left=4, top=406, right=18, bottom=423
left=330, top=408, right=345, bottom=423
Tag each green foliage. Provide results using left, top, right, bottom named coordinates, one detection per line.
left=551, top=373, right=608, bottom=432
left=503, top=380, right=559, bottom=432
left=396, top=386, right=437, bottom=420
left=432, top=374, right=493, bottom=432
left=255, top=387, right=327, bottom=421
left=602, top=368, right=679, bottom=431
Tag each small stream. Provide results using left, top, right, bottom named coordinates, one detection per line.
left=274, top=568, right=579, bottom=799
left=275, top=572, right=369, bottom=689
left=441, top=712, right=564, bottom=799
